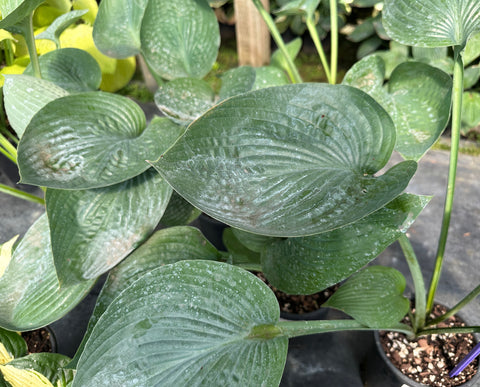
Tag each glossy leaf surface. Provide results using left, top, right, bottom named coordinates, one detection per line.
left=323, top=266, right=409, bottom=328
left=262, top=194, right=430, bottom=294
left=73, top=261, right=286, bottom=386
left=154, top=78, right=215, bottom=124
left=46, top=169, right=172, bottom=285
left=18, top=95, right=182, bottom=189
left=154, top=83, right=417, bottom=237
left=3, top=75, right=68, bottom=138
left=24, top=48, right=101, bottom=93
left=0, top=328, right=27, bottom=363
left=140, top=0, right=220, bottom=80
left=383, top=0, right=480, bottom=48
left=93, top=0, right=148, bottom=58
left=343, top=56, right=452, bottom=161
left=70, top=226, right=222, bottom=367
left=0, top=215, right=95, bottom=331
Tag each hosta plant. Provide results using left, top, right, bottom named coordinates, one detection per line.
left=0, top=0, right=480, bottom=386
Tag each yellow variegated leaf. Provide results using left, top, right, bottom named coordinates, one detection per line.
left=0, top=365, right=54, bottom=387
left=0, top=342, right=14, bottom=364
left=0, top=235, right=18, bottom=278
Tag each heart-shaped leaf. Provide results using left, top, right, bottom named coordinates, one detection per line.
left=323, top=266, right=409, bottom=328
left=70, top=226, right=223, bottom=368
left=3, top=75, right=69, bottom=138
left=153, top=83, right=417, bottom=237
left=0, top=0, right=44, bottom=29
left=23, top=48, right=101, bottom=93
left=140, top=0, right=220, bottom=80
left=73, top=260, right=286, bottom=386
left=0, top=215, right=96, bottom=331
left=45, top=168, right=172, bottom=285
left=35, top=10, right=88, bottom=47
left=383, top=0, right=480, bottom=48
left=343, top=56, right=452, bottom=161
left=262, top=194, right=430, bottom=294
left=93, top=0, right=148, bottom=58
left=17, top=94, right=183, bottom=189
left=0, top=328, right=27, bottom=363
left=6, top=353, right=73, bottom=386
left=154, top=78, right=216, bottom=125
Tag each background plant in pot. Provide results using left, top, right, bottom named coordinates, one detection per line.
left=0, top=0, right=479, bottom=386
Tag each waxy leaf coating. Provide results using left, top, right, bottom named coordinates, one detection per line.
left=154, top=83, right=417, bottom=237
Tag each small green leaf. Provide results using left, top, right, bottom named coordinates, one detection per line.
left=274, top=0, right=321, bottom=19
left=73, top=261, right=286, bottom=386
left=159, top=191, right=201, bottom=227
left=153, top=83, right=416, bottom=237
left=35, top=10, right=88, bottom=47
left=154, top=78, right=215, bottom=124
left=3, top=75, right=69, bottom=138
left=252, top=66, right=289, bottom=89
left=222, top=228, right=262, bottom=266
left=0, top=0, right=45, bottom=29
left=231, top=228, right=277, bottom=254
left=0, top=328, right=27, bottom=363
left=464, top=30, right=480, bottom=66
left=344, top=56, right=452, bottom=161
left=0, top=215, right=96, bottom=331
left=18, top=94, right=182, bottom=189
left=7, top=353, right=73, bottom=387
left=463, top=66, right=480, bottom=89
left=323, top=266, right=409, bottom=328
left=262, top=194, right=430, bottom=294
left=461, top=92, right=480, bottom=134
left=140, top=0, right=220, bottom=80
left=271, top=37, right=302, bottom=74
left=46, top=168, right=172, bottom=285
left=70, top=226, right=222, bottom=368
left=93, top=0, right=148, bottom=58
left=383, top=0, right=480, bottom=48
left=219, top=66, right=256, bottom=100
left=24, top=48, right=102, bottom=93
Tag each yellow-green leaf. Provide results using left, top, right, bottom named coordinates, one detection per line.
left=0, top=365, right=54, bottom=387
left=0, top=235, right=18, bottom=278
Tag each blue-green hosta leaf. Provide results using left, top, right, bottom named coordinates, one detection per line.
left=222, top=228, right=262, bottom=267
left=73, top=261, right=286, bottom=387
left=24, top=48, right=101, bottom=93
left=159, top=191, right=201, bottom=227
left=140, top=0, right=220, bottom=80
left=3, top=75, right=68, bottom=138
left=17, top=94, right=183, bottom=189
left=383, top=0, right=480, bottom=48
left=93, top=0, right=148, bottom=58
left=464, top=31, right=480, bottom=66
left=0, top=328, right=27, bottom=363
left=35, top=10, right=87, bottom=47
left=70, top=226, right=223, bottom=368
left=464, top=66, right=480, bottom=89
left=0, top=0, right=44, bottom=29
left=231, top=228, right=277, bottom=254
left=343, top=56, right=452, bottom=161
left=6, top=353, right=74, bottom=386
left=153, top=83, right=417, bottom=237
left=45, top=169, right=172, bottom=285
left=154, top=78, right=215, bottom=125
left=218, top=66, right=256, bottom=100
left=323, top=266, right=409, bottom=328
left=262, top=194, right=430, bottom=294
left=0, top=215, right=96, bottom=331
left=252, top=66, right=289, bottom=89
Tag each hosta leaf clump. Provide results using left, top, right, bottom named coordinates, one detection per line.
left=74, top=261, right=287, bottom=387
left=153, top=83, right=417, bottom=237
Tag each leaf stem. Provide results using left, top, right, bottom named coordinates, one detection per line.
left=417, top=325, right=480, bottom=337
left=329, top=0, right=338, bottom=84
left=250, top=0, right=303, bottom=83
left=274, top=320, right=414, bottom=339
left=0, top=183, right=45, bottom=205
left=0, top=134, right=17, bottom=162
left=19, top=13, right=42, bottom=79
left=425, top=283, right=480, bottom=327
left=426, top=46, right=464, bottom=313
left=398, top=234, right=426, bottom=333
left=305, top=16, right=331, bottom=83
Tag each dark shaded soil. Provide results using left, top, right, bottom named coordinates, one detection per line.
left=380, top=304, right=478, bottom=386
left=21, top=328, right=54, bottom=354
left=256, top=272, right=338, bottom=314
